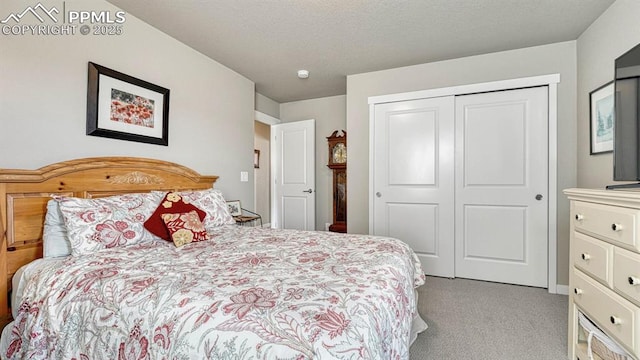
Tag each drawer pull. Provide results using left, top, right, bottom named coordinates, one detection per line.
left=575, top=214, right=584, bottom=221
left=581, top=253, right=591, bottom=261
left=610, top=315, right=622, bottom=325
left=574, top=288, right=583, bottom=295
left=628, top=276, right=640, bottom=286
left=611, top=223, right=622, bottom=231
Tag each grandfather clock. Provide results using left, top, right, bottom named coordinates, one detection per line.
left=327, top=130, right=346, bottom=233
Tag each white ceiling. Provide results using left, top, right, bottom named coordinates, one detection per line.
left=106, top=0, right=614, bottom=103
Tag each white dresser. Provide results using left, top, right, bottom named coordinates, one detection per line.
left=565, top=188, right=640, bottom=360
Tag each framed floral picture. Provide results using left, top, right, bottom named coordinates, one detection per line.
left=590, top=81, right=614, bottom=154
left=86, top=62, right=170, bottom=146
left=226, top=200, right=242, bottom=217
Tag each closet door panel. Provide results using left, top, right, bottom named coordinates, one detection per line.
left=463, top=205, right=527, bottom=261
left=373, top=96, right=455, bottom=277
left=387, top=111, right=436, bottom=185
left=455, top=86, right=548, bottom=288
left=463, top=104, right=526, bottom=186
left=387, top=203, right=437, bottom=255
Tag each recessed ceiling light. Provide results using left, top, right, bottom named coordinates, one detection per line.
left=297, top=70, right=309, bottom=79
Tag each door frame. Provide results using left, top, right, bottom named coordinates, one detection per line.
left=255, top=110, right=280, bottom=228
left=367, top=74, right=561, bottom=294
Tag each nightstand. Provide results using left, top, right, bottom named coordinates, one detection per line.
left=233, top=208, right=262, bottom=227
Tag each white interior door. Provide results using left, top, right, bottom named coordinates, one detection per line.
left=271, top=119, right=315, bottom=230
left=372, top=96, right=455, bottom=277
left=454, top=87, right=548, bottom=287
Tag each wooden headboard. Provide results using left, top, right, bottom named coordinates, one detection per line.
left=0, top=157, right=218, bottom=325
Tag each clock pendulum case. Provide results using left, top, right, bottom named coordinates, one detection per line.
left=327, top=130, right=347, bottom=233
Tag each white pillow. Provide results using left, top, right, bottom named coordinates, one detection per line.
left=56, top=192, right=165, bottom=256
left=42, top=199, right=72, bottom=258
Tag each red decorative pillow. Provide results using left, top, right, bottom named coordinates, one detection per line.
left=162, top=210, right=210, bottom=247
left=144, top=192, right=206, bottom=241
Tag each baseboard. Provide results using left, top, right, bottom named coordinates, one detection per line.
left=555, top=284, right=569, bottom=295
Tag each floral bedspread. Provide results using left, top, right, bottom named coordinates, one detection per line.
left=6, top=226, right=426, bottom=359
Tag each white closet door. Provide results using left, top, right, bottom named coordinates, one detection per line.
left=372, top=96, right=455, bottom=277
left=454, top=87, right=548, bottom=287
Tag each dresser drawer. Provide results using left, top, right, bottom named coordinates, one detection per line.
left=574, top=201, right=640, bottom=251
left=572, top=268, right=640, bottom=356
left=573, top=232, right=613, bottom=286
left=614, top=247, right=640, bottom=308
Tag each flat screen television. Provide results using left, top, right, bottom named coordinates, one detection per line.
left=611, top=43, right=640, bottom=186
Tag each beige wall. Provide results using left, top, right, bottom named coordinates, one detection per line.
left=0, top=0, right=256, bottom=206
left=255, top=93, right=280, bottom=119
left=577, top=0, right=640, bottom=189
left=254, top=121, right=270, bottom=224
left=280, top=95, right=346, bottom=231
left=347, top=41, right=577, bottom=286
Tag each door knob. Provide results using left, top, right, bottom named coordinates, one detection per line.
left=535, top=194, right=543, bottom=201
left=376, top=192, right=382, bottom=198
left=302, top=189, right=313, bottom=193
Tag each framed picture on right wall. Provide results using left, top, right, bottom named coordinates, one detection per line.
left=590, top=81, right=614, bottom=154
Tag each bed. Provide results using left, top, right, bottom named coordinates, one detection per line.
left=0, top=157, right=427, bottom=359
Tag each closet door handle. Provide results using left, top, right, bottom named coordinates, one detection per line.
left=535, top=194, right=543, bottom=201
left=376, top=192, right=382, bottom=198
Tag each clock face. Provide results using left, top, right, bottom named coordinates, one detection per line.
left=332, top=143, right=347, bottom=163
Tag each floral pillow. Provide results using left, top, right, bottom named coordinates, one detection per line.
left=157, top=188, right=235, bottom=231
left=56, top=192, right=165, bottom=256
left=144, top=192, right=206, bottom=241
left=162, top=210, right=210, bottom=247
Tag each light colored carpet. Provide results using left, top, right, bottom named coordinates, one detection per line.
left=410, top=276, right=569, bottom=360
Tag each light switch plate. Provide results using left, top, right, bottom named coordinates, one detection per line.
left=240, top=171, right=248, bottom=182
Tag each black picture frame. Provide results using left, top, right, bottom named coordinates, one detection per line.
left=86, top=62, right=170, bottom=146
left=589, top=81, right=614, bottom=155
left=254, top=149, right=260, bottom=168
